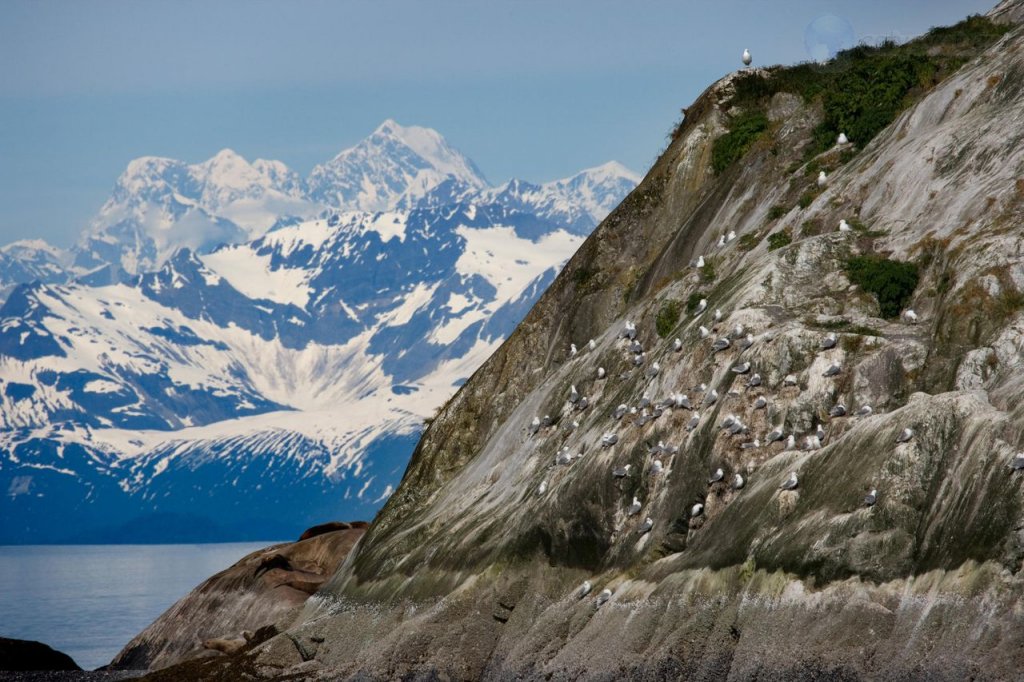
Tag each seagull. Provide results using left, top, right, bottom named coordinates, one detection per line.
left=650, top=459, right=664, bottom=476
left=721, top=414, right=736, bottom=429
left=691, top=503, right=705, bottom=517
left=823, top=364, right=842, bottom=377
left=727, top=230, right=737, bottom=242
left=566, top=420, right=580, bottom=432
left=837, top=132, right=849, bottom=145
left=596, top=588, right=612, bottom=606
left=804, top=435, right=821, bottom=451
left=624, top=321, right=637, bottom=339
left=753, top=395, right=768, bottom=410
left=780, top=472, right=799, bottom=490
left=864, top=489, right=877, bottom=507
left=817, top=170, right=827, bottom=187
left=538, top=480, right=547, bottom=495
left=741, top=439, right=760, bottom=450
left=713, top=309, right=724, bottom=322
left=648, top=440, right=665, bottom=455
left=747, top=374, right=762, bottom=388
left=815, top=424, right=826, bottom=441
left=855, top=405, right=873, bottom=417
left=696, top=255, right=706, bottom=269
left=578, top=581, right=593, bottom=598
left=541, top=415, right=554, bottom=427
left=1012, top=453, right=1024, bottom=470
left=570, top=385, right=580, bottom=404
left=633, top=353, right=645, bottom=367
left=639, top=394, right=651, bottom=409
left=699, top=326, right=711, bottom=339
left=529, top=417, right=541, bottom=435
left=673, top=338, right=683, bottom=352
left=839, top=219, right=853, bottom=232
left=613, top=404, right=627, bottom=419
left=686, top=414, right=701, bottom=432
left=830, top=404, right=847, bottom=417
left=646, top=362, right=661, bottom=378
left=578, top=396, right=589, bottom=410
left=732, top=362, right=751, bottom=374
left=820, top=333, right=838, bottom=350
left=712, top=338, right=731, bottom=352
left=904, top=309, right=919, bottom=324
left=742, top=48, right=752, bottom=66
left=674, top=394, right=692, bottom=410
left=697, top=383, right=708, bottom=393
left=739, top=334, right=754, bottom=350
left=630, top=340, right=643, bottom=354
left=732, top=473, right=745, bottom=489
left=731, top=324, right=745, bottom=338
left=556, top=448, right=573, bottom=466
left=638, top=517, right=654, bottom=534
left=783, top=374, right=798, bottom=387
left=717, top=234, right=726, bottom=248
left=785, top=434, right=797, bottom=450
left=570, top=343, right=578, bottom=357
left=612, top=464, right=631, bottom=478
left=694, top=298, right=708, bottom=316
left=602, top=433, right=619, bottom=447
left=727, top=390, right=741, bottom=399
left=709, top=468, right=725, bottom=484
left=588, top=339, right=597, bottom=351
left=597, top=367, right=606, bottom=379
left=627, top=496, right=642, bottom=516
left=896, top=427, right=914, bottom=443
left=728, top=420, right=746, bottom=435
left=704, top=390, right=719, bottom=406
left=766, top=428, right=784, bottom=443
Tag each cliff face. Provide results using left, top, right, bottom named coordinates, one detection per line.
left=245, top=7, right=1024, bottom=680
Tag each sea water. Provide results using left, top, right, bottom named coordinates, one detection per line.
left=0, top=542, right=276, bottom=670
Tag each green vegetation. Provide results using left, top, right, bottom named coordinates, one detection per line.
left=845, top=255, right=920, bottom=318
left=712, top=110, right=769, bottom=174
left=801, top=220, right=822, bottom=237
left=767, top=230, right=792, bottom=251
left=686, top=291, right=707, bottom=314
left=700, top=257, right=718, bottom=282
left=798, top=190, right=820, bottom=209
left=655, top=300, right=681, bottom=338
left=739, top=232, right=763, bottom=251
left=767, top=204, right=789, bottom=221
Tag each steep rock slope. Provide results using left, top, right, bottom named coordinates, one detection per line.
left=244, top=9, right=1024, bottom=681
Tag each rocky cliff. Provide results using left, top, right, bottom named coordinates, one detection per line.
left=207, top=5, right=1024, bottom=680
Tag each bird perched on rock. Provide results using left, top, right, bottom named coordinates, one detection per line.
left=903, top=309, right=919, bottom=324
left=709, top=468, right=725, bottom=484
left=556, top=448, right=573, bottom=466
left=864, top=489, right=877, bottom=507
left=839, top=219, right=852, bottom=232
left=1011, top=453, right=1024, bottom=470
left=747, top=374, right=762, bottom=387
left=578, top=581, right=592, bottom=598
left=541, top=415, right=554, bottom=427
left=570, top=344, right=578, bottom=357
left=731, top=323, right=745, bottom=338
left=753, top=395, right=768, bottom=410
left=727, top=230, right=737, bottom=243
left=704, top=390, right=719, bottom=406
left=732, top=473, right=745, bottom=489
left=569, top=385, right=580, bottom=404
left=740, top=334, right=755, bottom=350
left=696, top=255, right=706, bottom=269
left=804, top=435, right=822, bottom=451
left=721, top=415, right=737, bottom=429
left=650, top=459, right=664, bottom=476
left=694, top=298, right=708, bottom=316
left=630, top=340, right=643, bottom=354
left=596, top=588, right=612, bottom=606
left=627, top=496, right=642, bottom=516
left=855, top=405, right=872, bottom=417
left=638, top=517, right=654, bottom=534
left=578, top=397, right=589, bottom=410
left=896, top=427, right=914, bottom=443
left=673, top=338, right=683, bottom=352
left=830, top=404, right=847, bottom=417
left=529, top=417, right=541, bottom=435
left=783, top=374, right=798, bottom=387
left=538, top=480, right=547, bottom=495
left=639, top=394, right=651, bottom=409
left=633, top=353, right=645, bottom=367
left=742, top=48, right=752, bottom=66
left=623, top=321, right=637, bottom=339
left=674, top=394, right=692, bottom=409
left=612, top=464, right=631, bottom=478
left=817, top=170, right=828, bottom=187
left=712, top=338, right=730, bottom=352
left=766, top=428, right=784, bottom=443
left=566, top=420, right=580, bottom=433
left=820, top=333, right=837, bottom=350
left=741, top=439, right=760, bottom=450
left=646, top=362, right=661, bottom=378
left=717, top=234, right=726, bottom=248
left=699, top=325, right=711, bottom=339
left=823, top=364, right=842, bottom=377
left=602, top=433, right=619, bottom=447
left=732, top=362, right=751, bottom=374
left=686, top=414, right=701, bottom=432
left=785, top=434, right=797, bottom=450
left=691, top=503, right=705, bottom=517
left=597, top=367, right=606, bottom=379
left=815, top=423, right=826, bottom=441
left=713, top=309, right=724, bottom=322
left=613, top=404, right=627, bottom=419
left=589, top=339, right=597, bottom=351
left=837, top=132, right=849, bottom=145
left=780, top=472, right=799, bottom=490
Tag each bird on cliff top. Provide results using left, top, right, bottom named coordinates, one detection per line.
left=538, top=480, right=547, bottom=495
left=727, top=230, right=737, bottom=243
left=747, top=374, right=762, bottom=388
left=639, top=394, right=652, bottom=409
left=709, top=468, right=725, bottom=484
left=651, top=459, right=665, bottom=476
left=569, top=385, right=580, bottom=404
left=602, top=433, right=619, bottom=447
left=696, top=255, right=706, bottom=269
left=613, top=404, right=627, bottom=419
left=570, top=343, right=578, bottom=358
left=699, top=325, right=711, bottom=339
left=785, top=434, right=797, bottom=450
left=597, top=367, right=606, bottom=379
left=596, top=588, right=613, bottom=606
left=839, top=219, right=853, bottom=232
left=529, top=417, right=541, bottom=435
left=817, top=170, right=828, bottom=187
left=1012, top=453, right=1024, bottom=470
left=694, top=298, right=708, bottom=316
left=675, top=393, right=692, bottom=410
left=732, top=473, right=746, bottom=489
left=589, top=339, right=597, bottom=351
left=578, top=581, right=593, bottom=598
left=855, top=405, right=873, bottom=417
left=633, top=353, right=645, bottom=367
left=742, top=48, right=752, bottom=66
left=837, top=132, right=849, bottom=145
left=784, top=374, right=798, bottom=387
left=623, top=321, right=637, bottom=339
left=864, top=489, right=877, bottom=507
left=691, top=503, right=705, bottom=517
left=830, top=404, right=847, bottom=418
left=823, top=364, right=842, bottom=377
left=638, top=517, right=654, bottom=534
left=628, top=496, right=642, bottom=516
left=820, top=332, right=838, bottom=350
left=712, top=337, right=731, bottom=352
left=731, top=323, right=745, bottom=338
left=741, top=439, right=760, bottom=450
left=686, top=414, right=701, bottom=432
left=732, top=362, right=751, bottom=374
left=717, top=234, right=726, bottom=248
left=612, top=464, right=631, bottom=478
left=704, top=389, right=719, bottom=406
left=646, top=362, right=661, bottom=378
left=753, top=395, right=768, bottom=410
left=804, top=435, right=822, bottom=451
left=556, top=447, right=573, bottom=466
left=630, top=340, right=643, bottom=354
left=896, top=427, right=914, bottom=443
left=904, top=309, right=919, bottom=324
left=673, top=338, right=683, bottom=352
left=714, top=309, right=724, bottom=322
left=780, top=472, right=799, bottom=490
left=721, top=415, right=737, bottom=429
left=766, top=428, right=784, bottom=443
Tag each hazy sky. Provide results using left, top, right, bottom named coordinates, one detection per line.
left=0, top=0, right=994, bottom=247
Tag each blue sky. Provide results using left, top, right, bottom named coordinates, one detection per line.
left=0, top=0, right=994, bottom=247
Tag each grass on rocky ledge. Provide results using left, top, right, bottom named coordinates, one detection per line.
left=845, top=255, right=920, bottom=318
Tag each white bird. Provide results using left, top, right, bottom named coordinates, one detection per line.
left=732, top=473, right=745, bottom=489
left=541, top=415, right=553, bottom=427
left=896, top=427, right=914, bottom=443
left=630, top=340, right=643, bottom=354
left=529, top=417, right=541, bottom=435
left=686, top=414, right=701, bottom=432
left=855, top=405, right=873, bottom=417
left=597, top=367, right=606, bottom=379
left=721, top=414, right=737, bottom=429
left=588, top=339, right=597, bottom=351
left=612, top=464, right=631, bottom=478
left=747, top=374, right=762, bottom=387
left=713, top=309, right=723, bottom=322
left=638, top=517, right=654, bottom=534
left=753, top=395, right=768, bottom=410
left=717, top=234, right=726, bottom=248
left=602, top=433, right=619, bottom=447
left=578, top=397, right=589, bottom=410
left=731, top=323, right=745, bottom=338
left=578, top=581, right=593, bottom=598
left=613, top=404, right=628, bottom=419
left=627, top=496, right=642, bottom=516
left=727, top=230, right=737, bottom=243
left=823, top=364, right=842, bottom=377
left=780, top=471, right=799, bottom=490
left=673, top=338, right=683, bottom=352
left=694, top=298, right=708, bottom=316
left=817, top=170, right=827, bottom=187
left=633, top=353, right=645, bottom=367
left=566, top=420, right=580, bottom=432
left=820, top=333, right=837, bottom=350
left=556, top=447, right=573, bottom=466
left=864, top=489, right=877, bottom=507
left=783, top=374, right=798, bottom=387
left=674, top=394, right=692, bottom=410
left=830, top=404, right=847, bottom=417
left=646, top=362, right=661, bottom=378
left=712, top=337, right=731, bottom=352
left=804, top=435, right=822, bottom=451
left=740, top=334, right=754, bottom=350
left=570, top=343, right=578, bottom=357
left=709, top=468, right=725, bottom=484
left=650, top=459, right=664, bottom=476
left=728, top=420, right=746, bottom=435
left=785, top=434, right=797, bottom=450
left=815, top=423, right=826, bottom=441
left=904, top=309, right=919, bottom=324
left=698, top=383, right=708, bottom=392
left=639, top=394, right=651, bottom=409
left=596, top=588, right=612, bottom=606
left=742, top=48, right=752, bottom=66
left=741, top=439, right=760, bottom=450
left=623, top=321, right=637, bottom=339
left=538, top=480, right=547, bottom=495
left=839, top=219, right=853, bottom=232
left=699, top=325, right=711, bottom=339
left=837, top=132, right=849, bottom=145
left=1011, top=453, right=1024, bottom=470
left=704, top=389, right=719, bottom=406
left=766, top=428, right=784, bottom=443
left=570, top=385, right=580, bottom=404
left=696, top=255, right=706, bottom=269
left=691, top=503, right=705, bottom=517
left=732, top=362, right=751, bottom=375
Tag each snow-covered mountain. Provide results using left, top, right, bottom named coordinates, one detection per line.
left=0, top=124, right=639, bottom=542
left=0, top=240, right=70, bottom=301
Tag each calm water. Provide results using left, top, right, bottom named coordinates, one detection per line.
left=0, top=542, right=277, bottom=670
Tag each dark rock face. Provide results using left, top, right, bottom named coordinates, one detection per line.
left=109, top=525, right=364, bottom=672
left=0, top=637, right=80, bottom=671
